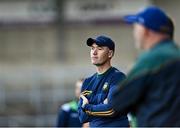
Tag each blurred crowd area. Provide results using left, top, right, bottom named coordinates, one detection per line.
left=0, top=0, right=180, bottom=126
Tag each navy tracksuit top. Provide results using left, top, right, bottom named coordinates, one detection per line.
left=78, top=67, right=129, bottom=127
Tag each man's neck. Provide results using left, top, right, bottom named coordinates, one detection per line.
left=144, top=33, right=170, bottom=50
left=96, top=62, right=112, bottom=74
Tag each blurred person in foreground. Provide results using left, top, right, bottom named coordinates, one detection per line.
left=56, top=78, right=84, bottom=127
left=78, top=35, right=129, bottom=127
left=112, top=6, right=180, bottom=127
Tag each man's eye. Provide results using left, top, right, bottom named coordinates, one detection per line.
left=98, top=48, right=102, bottom=50
left=91, top=47, right=95, bottom=50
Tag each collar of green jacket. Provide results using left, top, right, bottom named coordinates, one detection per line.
left=126, top=39, right=180, bottom=82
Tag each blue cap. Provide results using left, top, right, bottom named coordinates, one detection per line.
left=123, top=6, right=174, bottom=36
left=87, top=35, right=115, bottom=51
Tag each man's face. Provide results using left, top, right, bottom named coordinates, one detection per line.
left=90, top=43, right=112, bottom=66
left=133, top=23, right=146, bottom=50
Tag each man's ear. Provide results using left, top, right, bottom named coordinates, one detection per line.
left=108, top=50, right=113, bottom=58
left=144, top=27, right=150, bottom=37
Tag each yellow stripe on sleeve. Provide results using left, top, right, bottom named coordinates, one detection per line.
left=85, top=109, right=115, bottom=116
left=81, top=90, right=92, bottom=96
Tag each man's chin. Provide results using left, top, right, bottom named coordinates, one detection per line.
left=93, top=63, right=103, bottom=66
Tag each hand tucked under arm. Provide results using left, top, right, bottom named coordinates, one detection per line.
left=80, top=94, right=89, bottom=108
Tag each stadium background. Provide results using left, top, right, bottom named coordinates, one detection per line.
left=0, top=0, right=179, bottom=126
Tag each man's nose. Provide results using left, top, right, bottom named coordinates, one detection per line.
left=93, top=49, right=97, bottom=55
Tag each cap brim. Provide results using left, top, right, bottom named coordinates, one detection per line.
left=87, top=38, right=103, bottom=46
left=123, top=15, right=138, bottom=24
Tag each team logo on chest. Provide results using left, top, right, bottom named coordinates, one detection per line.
left=103, top=82, right=109, bottom=91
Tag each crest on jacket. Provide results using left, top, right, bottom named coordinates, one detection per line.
left=103, top=82, right=109, bottom=91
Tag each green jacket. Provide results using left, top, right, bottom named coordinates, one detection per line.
left=112, top=39, right=180, bottom=127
